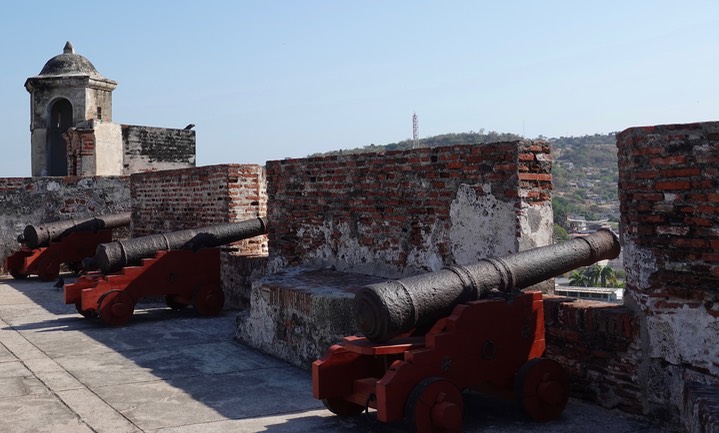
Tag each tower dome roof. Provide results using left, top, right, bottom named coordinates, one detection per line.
left=38, top=42, right=102, bottom=78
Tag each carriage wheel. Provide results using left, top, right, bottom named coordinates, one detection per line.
left=405, top=377, right=463, bottom=433
left=97, top=290, right=135, bottom=326
left=165, top=295, right=190, bottom=310
left=75, top=302, right=98, bottom=319
left=514, top=357, right=569, bottom=422
left=37, top=259, right=60, bottom=281
left=9, top=268, right=29, bottom=280
left=322, top=397, right=364, bottom=417
left=192, top=284, right=224, bottom=316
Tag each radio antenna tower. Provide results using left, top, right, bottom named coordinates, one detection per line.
left=412, top=112, right=419, bottom=148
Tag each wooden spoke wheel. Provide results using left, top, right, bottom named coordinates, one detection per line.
left=322, top=397, right=364, bottom=417
left=97, top=290, right=135, bottom=326
left=165, top=295, right=190, bottom=311
left=37, top=259, right=60, bottom=282
left=514, top=357, right=569, bottom=422
left=192, top=284, right=224, bottom=316
left=405, top=377, right=464, bottom=433
left=75, top=302, right=98, bottom=319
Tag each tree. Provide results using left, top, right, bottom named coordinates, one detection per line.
left=598, top=265, right=618, bottom=287
left=553, top=224, right=569, bottom=242
left=568, top=264, right=620, bottom=288
left=583, top=264, right=601, bottom=286
left=552, top=197, right=571, bottom=229
left=568, top=270, right=587, bottom=287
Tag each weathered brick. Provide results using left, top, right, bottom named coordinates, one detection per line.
left=266, top=141, right=551, bottom=277
left=650, top=155, right=687, bottom=166
left=703, top=253, right=719, bottom=263
left=685, top=216, right=714, bottom=227
left=130, top=164, right=267, bottom=255
left=671, top=238, right=708, bottom=249
left=662, top=168, right=702, bottom=181
left=656, top=226, right=690, bottom=236
left=616, top=121, right=719, bottom=427
left=656, top=181, right=691, bottom=190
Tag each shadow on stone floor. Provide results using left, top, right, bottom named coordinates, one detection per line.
left=0, top=275, right=670, bottom=432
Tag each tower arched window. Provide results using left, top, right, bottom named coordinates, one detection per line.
left=47, top=98, right=72, bottom=176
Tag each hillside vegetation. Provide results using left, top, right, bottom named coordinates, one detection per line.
left=311, top=130, right=620, bottom=230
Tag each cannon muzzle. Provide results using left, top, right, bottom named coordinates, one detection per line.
left=18, top=212, right=132, bottom=249
left=353, top=229, right=621, bottom=342
left=83, top=217, right=267, bottom=274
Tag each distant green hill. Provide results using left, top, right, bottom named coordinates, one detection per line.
left=310, top=130, right=523, bottom=156
left=548, top=133, right=619, bottom=226
left=310, top=130, right=620, bottom=228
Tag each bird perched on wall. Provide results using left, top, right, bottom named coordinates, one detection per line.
left=184, top=124, right=195, bottom=130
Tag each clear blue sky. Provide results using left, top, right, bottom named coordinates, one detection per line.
left=1, top=1, right=717, bottom=177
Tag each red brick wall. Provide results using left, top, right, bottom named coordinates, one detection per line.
left=65, top=128, right=96, bottom=176
left=616, top=121, right=719, bottom=430
left=619, top=122, right=719, bottom=301
left=543, top=297, right=643, bottom=414
left=266, top=141, right=552, bottom=278
left=130, top=164, right=267, bottom=255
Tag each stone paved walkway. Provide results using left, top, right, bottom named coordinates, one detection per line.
left=0, top=274, right=669, bottom=433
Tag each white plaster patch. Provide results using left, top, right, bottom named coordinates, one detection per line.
left=405, top=219, right=444, bottom=272
left=517, top=201, right=553, bottom=250
left=622, top=239, right=658, bottom=290
left=296, top=222, right=405, bottom=278
left=295, top=218, right=447, bottom=278
left=449, top=183, right=516, bottom=265
left=94, top=122, right=124, bottom=175
left=646, top=302, right=719, bottom=376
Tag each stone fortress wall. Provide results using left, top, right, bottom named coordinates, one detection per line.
left=235, top=140, right=554, bottom=367
left=0, top=43, right=719, bottom=432
left=265, top=141, right=553, bottom=277
left=0, top=118, right=717, bottom=431
left=0, top=176, right=131, bottom=274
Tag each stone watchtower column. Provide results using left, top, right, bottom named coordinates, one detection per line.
left=24, top=41, right=118, bottom=176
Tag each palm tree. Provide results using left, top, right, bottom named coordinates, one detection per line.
left=583, top=264, right=602, bottom=287
left=568, top=265, right=619, bottom=288
left=598, top=265, right=618, bottom=287
left=568, top=270, right=587, bottom=287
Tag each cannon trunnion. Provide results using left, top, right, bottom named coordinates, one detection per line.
left=313, top=230, right=621, bottom=433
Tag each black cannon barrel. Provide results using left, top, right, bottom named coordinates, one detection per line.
left=18, top=212, right=132, bottom=249
left=353, top=229, right=621, bottom=342
left=82, top=217, right=267, bottom=274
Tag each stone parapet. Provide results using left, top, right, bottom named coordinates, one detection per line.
left=236, top=268, right=386, bottom=369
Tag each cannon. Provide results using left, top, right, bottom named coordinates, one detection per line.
left=354, top=228, right=621, bottom=342
left=313, top=229, right=621, bottom=433
left=82, top=217, right=267, bottom=274
left=18, top=212, right=131, bottom=249
left=64, top=217, right=267, bottom=326
left=4, top=212, right=131, bottom=281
